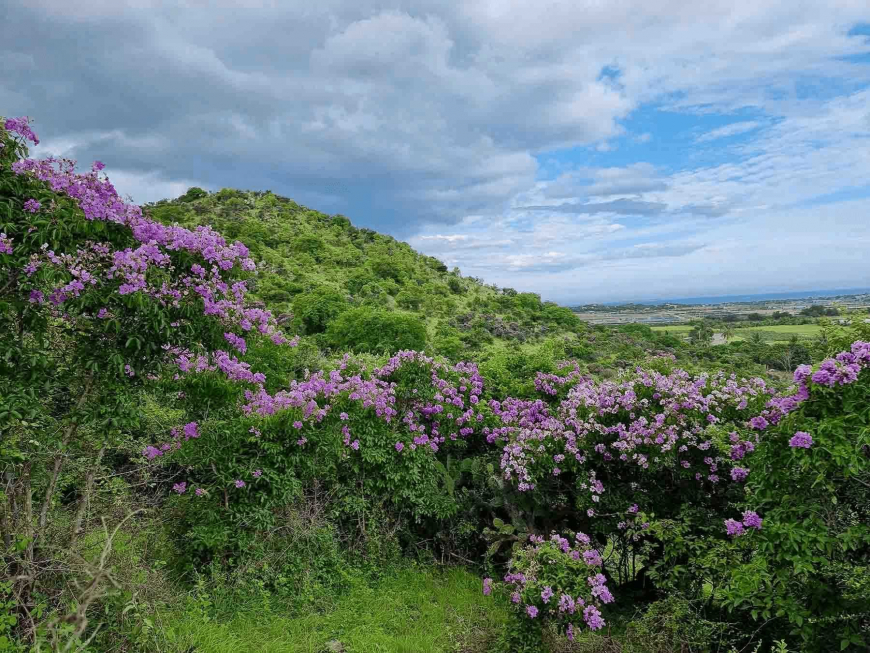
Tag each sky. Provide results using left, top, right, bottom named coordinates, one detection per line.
left=2, top=1, right=870, bottom=304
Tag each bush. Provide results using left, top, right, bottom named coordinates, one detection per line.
left=291, top=287, right=349, bottom=335
left=326, top=307, right=427, bottom=354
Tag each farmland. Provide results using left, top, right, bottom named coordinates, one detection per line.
left=651, top=323, right=825, bottom=341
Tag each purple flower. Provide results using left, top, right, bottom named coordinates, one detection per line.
left=583, top=605, right=605, bottom=630
left=23, top=199, right=41, bottom=213
left=183, top=422, right=199, bottom=439
left=511, top=592, right=521, bottom=604
left=730, top=467, right=749, bottom=482
left=252, top=469, right=262, bottom=478
left=541, top=586, right=554, bottom=603
left=725, top=518, right=744, bottom=537
left=482, top=578, right=492, bottom=596
left=195, top=487, right=206, bottom=496
left=0, top=233, right=13, bottom=255
left=789, top=431, right=813, bottom=449
left=172, top=482, right=187, bottom=494
left=742, top=510, right=763, bottom=530
left=234, top=479, right=245, bottom=488
left=749, top=416, right=768, bottom=431
left=395, top=441, right=404, bottom=452
left=350, top=439, right=360, bottom=450
left=4, top=116, right=40, bottom=144
left=526, top=605, right=538, bottom=618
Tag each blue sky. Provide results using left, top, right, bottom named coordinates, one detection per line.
left=2, top=2, right=870, bottom=303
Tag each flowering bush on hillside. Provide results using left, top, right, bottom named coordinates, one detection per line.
left=3, top=115, right=868, bottom=651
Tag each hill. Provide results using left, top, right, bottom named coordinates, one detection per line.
left=143, top=188, right=689, bottom=386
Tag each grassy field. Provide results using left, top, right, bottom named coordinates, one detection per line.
left=651, top=323, right=823, bottom=342
left=649, top=324, right=694, bottom=334
left=149, top=565, right=510, bottom=653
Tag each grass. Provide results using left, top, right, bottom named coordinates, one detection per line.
left=728, top=324, right=823, bottom=342
left=150, top=565, right=510, bottom=653
left=652, top=323, right=823, bottom=342
left=649, top=325, right=693, bottom=334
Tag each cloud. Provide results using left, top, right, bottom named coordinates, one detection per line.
left=2, top=0, right=870, bottom=300
left=522, top=199, right=667, bottom=216
left=695, top=120, right=762, bottom=142
left=541, top=163, right=668, bottom=199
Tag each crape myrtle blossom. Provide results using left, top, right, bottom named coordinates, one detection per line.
left=725, top=510, right=763, bottom=536
left=4, top=118, right=295, bottom=349
left=4, top=116, right=39, bottom=145
left=491, top=366, right=777, bottom=503
left=789, top=431, right=813, bottom=449
left=491, top=531, right=612, bottom=640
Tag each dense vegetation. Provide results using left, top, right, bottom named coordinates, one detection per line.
left=1, top=116, right=868, bottom=652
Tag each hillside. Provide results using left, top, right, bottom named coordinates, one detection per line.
left=143, top=188, right=690, bottom=383
left=2, top=115, right=869, bottom=653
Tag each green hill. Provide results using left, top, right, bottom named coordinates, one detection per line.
left=144, top=189, right=588, bottom=355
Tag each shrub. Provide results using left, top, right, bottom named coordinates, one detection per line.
left=291, top=286, right=348, bottom=335
left=326, top=307, right=427, bottom=354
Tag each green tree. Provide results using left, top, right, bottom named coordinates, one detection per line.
left=326, top=307, right=427, bottom=353
left=291, top=287, right=349, bottom=335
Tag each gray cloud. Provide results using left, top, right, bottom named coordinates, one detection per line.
left=542, top=163, right=669, bottom=199
left=2, top=0, right=869, bottom=297
left=522, top=199, right=668, bottom=216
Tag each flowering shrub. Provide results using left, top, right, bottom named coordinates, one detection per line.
left=4, top=114, right=869, bottom=651
left=0, top=116, right=296, bottom=614
left=486, top=531, right=615, bottom=650
left=648, top=344, right=870, bottom=650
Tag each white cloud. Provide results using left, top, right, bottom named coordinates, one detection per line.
left=695, top=121, right=762, bottom=142
left=4, top=0, right=870, bottom=301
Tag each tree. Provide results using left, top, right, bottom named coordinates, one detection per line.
left=291, top=286, right=348, bottom=334
left=326, top=307, right=427, bottom=353
left=748, top=330, right=766, bottom=346
left=689, top=323, right=713, bottom=345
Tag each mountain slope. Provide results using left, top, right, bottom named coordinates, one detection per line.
left=144, top=189, right=586, bottom=350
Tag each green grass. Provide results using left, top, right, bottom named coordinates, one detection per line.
left=151, top=565, right=510, bottom=653
left=652, top=323, right=823, bottom=342
left=650, top=325, right=693, bottom=334
left=729, top=324, right=823, bottom=342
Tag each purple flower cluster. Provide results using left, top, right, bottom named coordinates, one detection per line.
left=725, top=510, right=763, bottom=536
left=143, top=421, right=201, bottom=460
left=789, top=431, right=813, bottom=449
left=0, top=234, right=12, bottom=255
left=7, top=139, right=296, bottom=349
left=490, top=366, right=774, bottom=501
left=4, top=116, right=40, bottom=145
left=491, top=532, right=613, bottom=639
left=759, top=342, right=870, bottom=430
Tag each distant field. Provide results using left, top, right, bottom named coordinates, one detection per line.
left=650, top=325, right=695, bottom=334
left=651, top=323, right=823, bottom=342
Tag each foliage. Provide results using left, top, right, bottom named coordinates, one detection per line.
left=325, top=307, right=428, bottom=353
left=3, top=115, right=869, bottom=653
